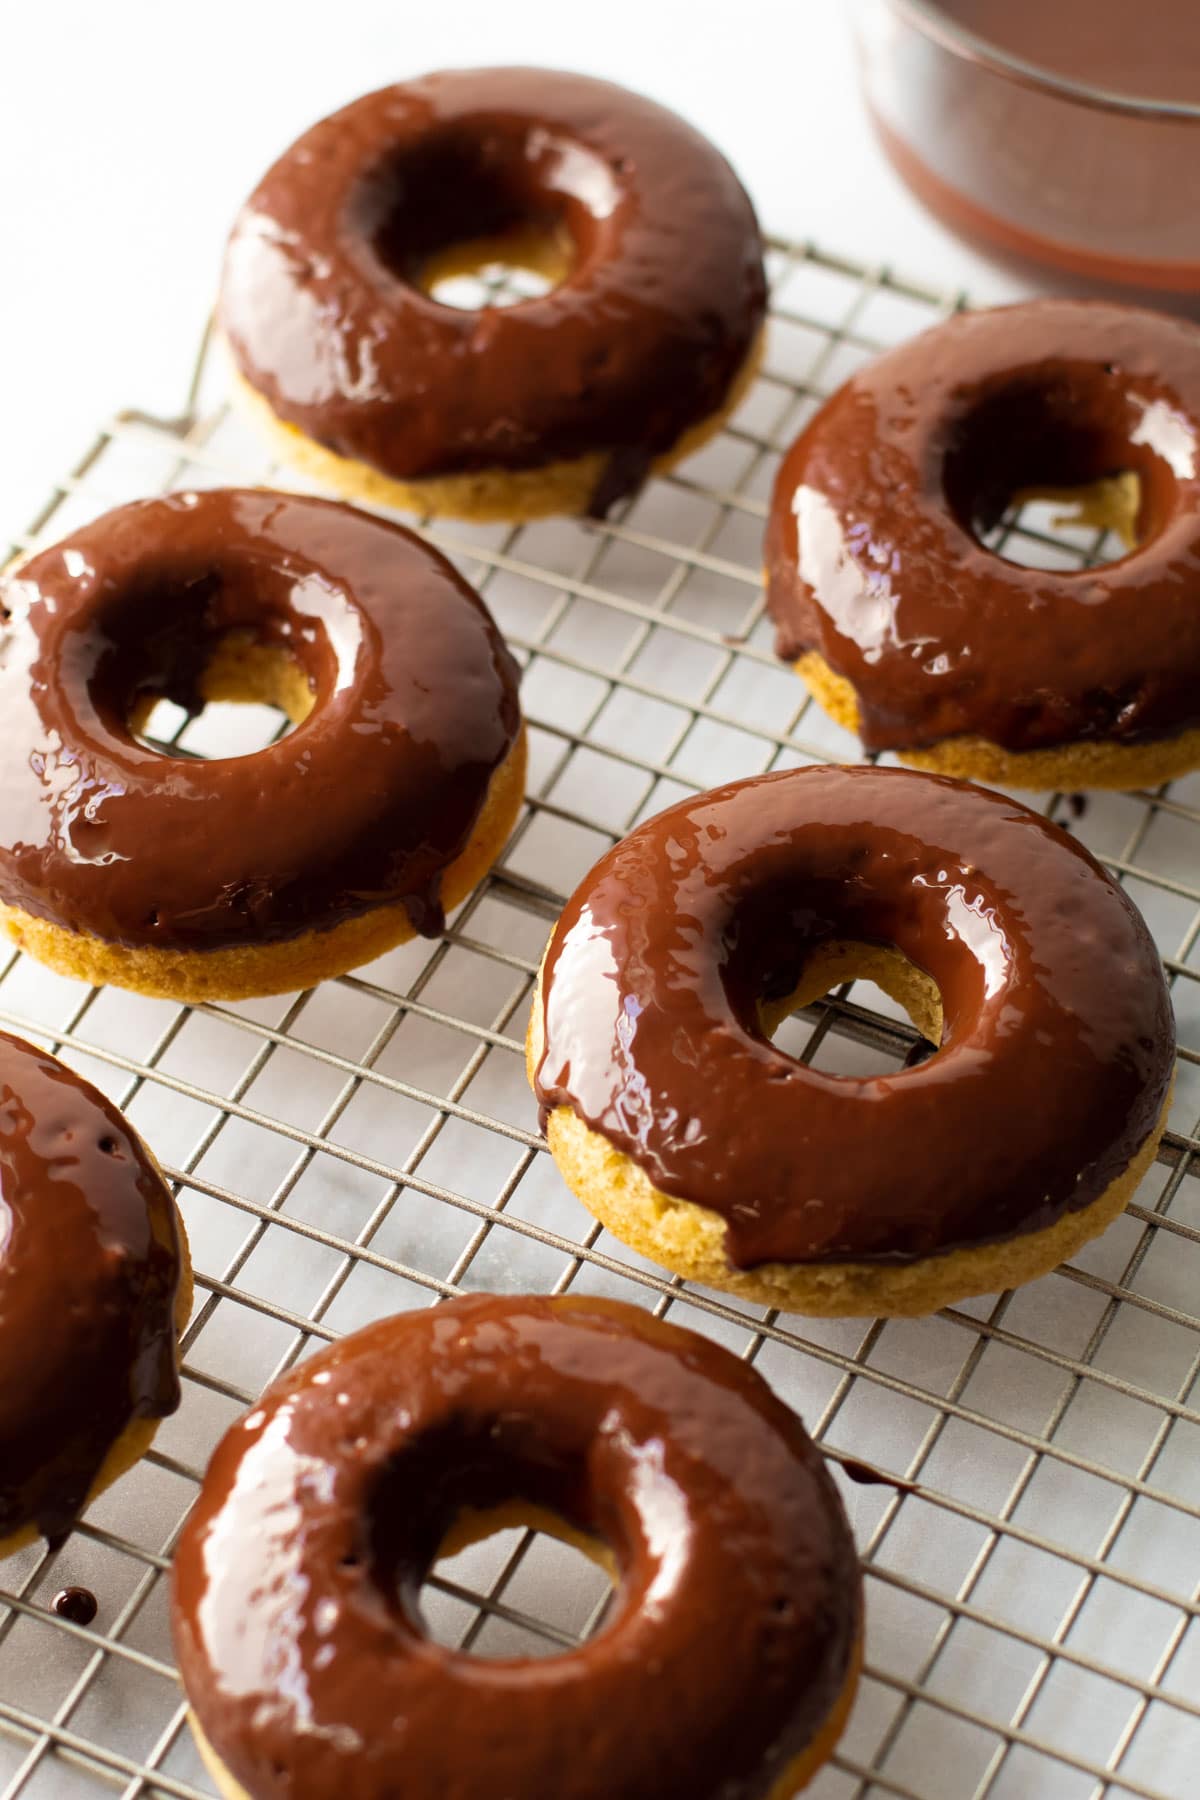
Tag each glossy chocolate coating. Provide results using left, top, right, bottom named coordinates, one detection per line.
left=53, top=1586, right=99, bottom=1626
left=0, top=489, right=521, bottom=951
left=0, top=1029, right=181, bottom=1544
left=172, top=1294, right=860, bottom=1800
left=766, top=301, right=1200, bottom=753
left=220, top=69, right=766, bottom=513
left=534, top=765, right=1174, bottom=1266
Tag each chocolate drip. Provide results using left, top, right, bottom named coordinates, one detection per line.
left=219, top=69, right=766, bottom=506
left=765, top=301, right=1200, bottom=755
left=172, top=1294, right=860, bottom=1800
left=586, top=446, right=654, bottom=520
left=840, top=1458, right=917, bottom=1496
left=397, top=887, right=447, bottom=943
left=0, top=490, right=521, bottom=952
left=53, top=1587, right=99, bottom=1626
left=534, top=765, right=1174, bottom=1268
left=0, top=1031, right=182, bottom=1544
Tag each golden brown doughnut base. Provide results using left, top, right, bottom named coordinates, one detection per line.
left=0, top=728, right=526, bottom=1004
left=0, top=1197, right=193, bottom=1561
left=770, top=1627, right=862, bottom=1798
left=527, top=943, right=1172, bottom=1318
left=225, top=324, right=765, bottom=525
left=1011, top=472, right=1140, bottom=551
left=795, top=650, right=1200, bottom=793
left=185, top=1493, right=861, bottom=1799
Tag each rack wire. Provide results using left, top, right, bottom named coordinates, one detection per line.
left=1, top=236, right=1199, bottom=1800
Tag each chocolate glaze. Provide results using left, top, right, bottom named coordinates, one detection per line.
left=0, top=489, right=521, bottom=951
left=220, top=69, right=766, bottom=514
left=0, top=1030, right=181, bottom=1545
left=53, top=1587, right=99, bottom=1626
left=534, top=765, right=1174, bottom=1267
left=172, top=1294, right=859, bottom=1800
left=839, top=1459, right=916, bottom=1496
left=765, top=301, right=1200, bottom=754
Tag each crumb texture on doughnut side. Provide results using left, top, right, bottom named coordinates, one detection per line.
left=529, top=765, right=1176, bottom=1316
left=227, top=329, right=764, bottom=524
left=0, top=729, right=526, bottom=1003
left=795, top=650, right=1200, bottom=793
left=528, top=964, right=1172, bottom=1318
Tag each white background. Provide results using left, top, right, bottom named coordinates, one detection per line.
left=0, top=0, right=1049, bottom=548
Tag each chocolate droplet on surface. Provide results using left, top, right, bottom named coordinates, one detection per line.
left=840, top=1458, right=916, bottom=1495
left=52, top=1586, right=98, bottom=1626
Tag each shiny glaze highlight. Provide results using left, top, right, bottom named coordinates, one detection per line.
left=534, top=765, right=1174, bottom=1266
left=766, top=301, right=1200, bottom=753
left=0, top=1029, right=181, bottom=1544
left=0, top=489, right=522, bottom=951
left=220, top=69, right=766, bottom=514
left=172, top=1293, right=860, bottom=1800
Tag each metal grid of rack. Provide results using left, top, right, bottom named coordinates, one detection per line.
left=1, top=237, right=1198, bottom=1800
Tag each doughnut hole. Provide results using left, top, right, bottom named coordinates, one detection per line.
left=417, top=1503, right=617, bottom=1660
left=942, top=364, right=1192, bottom=569
left=365, top=1426, right=618, bottom=1662
left=356, top=124, right=621, bottom=310
left=86, top=555, right=353, bottom=761
left=758, top=940, right=944, bottom=1078
left=130, top=634, right=314, bottom=758
left=417, top=223, right=574, bottom=310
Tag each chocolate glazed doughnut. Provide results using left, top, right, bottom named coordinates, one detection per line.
left=766, top=300, right=1200, bottom=790
left=529, top=765, right=1175, bottom=1317
left=172, top=1294, right=862, bottom=1800
left=0, top=489, right=525, bottom=1002
left=0, top=1028, right=191, bottom=1556
left=220, top=68, right=767, bottom=522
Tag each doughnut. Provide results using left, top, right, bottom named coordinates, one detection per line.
left=219, top=68, right=767, bottom=522
left=0, top=1028, right=191, bottom=1557
left=528, top=764, right=1175, bottom=1318
left=172, top=1293, right=861, bottom=1800
left=765, top=300, right=1200, bottom=790
left=0, top=488, right=525, bottom=1003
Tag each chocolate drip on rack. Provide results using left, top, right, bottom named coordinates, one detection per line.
left=53, top=1587, right=99, bottom=1626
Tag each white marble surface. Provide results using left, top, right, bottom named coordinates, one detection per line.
left=0, top=0, right=1045, bottom=546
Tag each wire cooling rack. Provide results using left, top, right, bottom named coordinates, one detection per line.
left=1, top=237, right=1199, bottom=1800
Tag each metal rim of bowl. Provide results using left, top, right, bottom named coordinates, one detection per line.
left=880, top=0, right=1200, bottom=121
